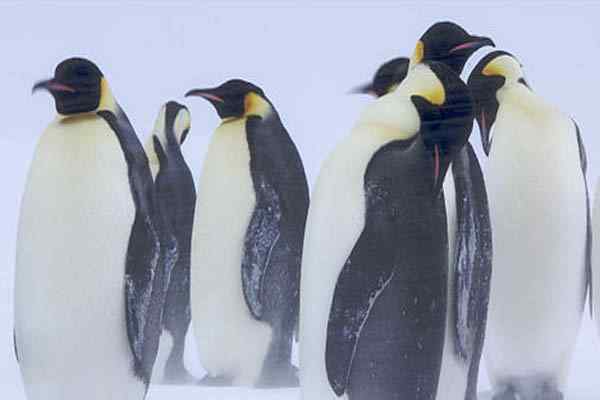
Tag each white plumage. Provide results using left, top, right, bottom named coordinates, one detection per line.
left=14, top=112, right=144, bottom=400
left=483, top=58, right=586, bottom=394
left=190, top=117, right=272, bottom=386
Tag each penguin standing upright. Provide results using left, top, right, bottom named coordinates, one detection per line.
left=14, top=58, right=171, bottom=400
left=299, top=62, right=475, bottom=400
left=145, top=101, right=196, bottom=384
left=352, top=21, right=494, bottom=400
left=468, top=51, right=590, bottom=400
left=185, top=80, right=309, bottom=387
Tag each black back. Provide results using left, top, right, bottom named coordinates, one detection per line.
left=451, top=142, right=493, bottom=400
left=97, top=107, right=176, bottom=387
left=326, top=137, right=448, bottom=399
left=151, top=103, right=197, bottom=372
left=240, top=106, right=309, bottom=385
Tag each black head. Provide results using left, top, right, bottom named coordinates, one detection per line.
left=32, top=58, right=104, bottom=115
left=467, top=50, right=526, bottom=155
left=412, top=21, right=495, bottom=75
left=163, top=101, right=191, bottom=145
left=352, top=57, right=410, bottom=97
left=410, top=61, right=474, bottom=197
left=185, top=79, right=268, bottom=120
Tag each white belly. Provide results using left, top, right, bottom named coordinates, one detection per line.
left=14, top=116, right=142, bottom=400
left=190, top=118, right=271, bottom=386
left=484, top=106, right=586, bottom=389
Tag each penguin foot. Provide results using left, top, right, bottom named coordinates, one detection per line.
left=534, top=385, right=563, bottom=400
left=492, top=387, right=518, bottom=400
left=162, top=368, right=197, bottom=386
left=197, top=374, right=234, bottom=387
left=255, top=364, right=299, bottom=388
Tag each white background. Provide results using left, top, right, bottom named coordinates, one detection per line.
left=1, top=2, right=599, bottom=399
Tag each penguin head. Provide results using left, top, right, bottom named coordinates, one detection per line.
left=467, top=50, right=528, bottom=155
left=410, top=21, right=495, bottom=75
left=152, top=101, right=192, bottom=147
left=409, top=62, right=474, bottom=197
left=185, top=79, right=271, bottom=120
left=32, top=58, right=112, bottom=116
left=351, top=57, right=410, bottom=97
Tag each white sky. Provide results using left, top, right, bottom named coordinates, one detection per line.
left=1, top=2, right=599, bottom=399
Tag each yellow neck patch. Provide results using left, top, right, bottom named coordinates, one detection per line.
left=244, top=92, right=271, bottom=118
left=411, top=40, right=424, bottom=66
left=422, top=84, right=445, bottom=106
left=98, top=78, right=117, bottom=112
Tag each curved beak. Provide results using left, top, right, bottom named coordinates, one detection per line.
left=32, top=79, right=75, bottom=95
left=185, top=88, right=225, bottom=103
left=349, top=82, right=375, bottom=96
left=476, top=109, right=492, bottom=156
left=449, top=36, right=495, bottom=54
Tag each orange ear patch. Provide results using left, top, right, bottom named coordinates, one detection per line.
left=244, top=92, right=271, bottom=117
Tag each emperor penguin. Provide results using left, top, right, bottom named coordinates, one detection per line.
left=145, top=101, right=196, bottom=384
left=350, top=22, right=494, bottom=400
left=185, top=79, right=309, bottom=387
left=15, top=58, right=172, bottom=400
left=468, top=51, right=591, bottom=400
left=299, top=61, right=475, bottom=400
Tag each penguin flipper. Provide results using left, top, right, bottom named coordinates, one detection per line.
left=325, top=229, right=396, bottom=396
left=453, top=143, right=492, bottom=366
left=242, top=177, right=282, bottom=319
left=98, top=109, right=172, bottom=384
left=573, top=119, right=592, bottom=316
left=243, top=115, right=309, bottom=325
left=13, top=329, right=19, bottom=363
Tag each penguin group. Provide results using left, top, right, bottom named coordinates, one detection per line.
left=13, top=20, right=593, bottom=400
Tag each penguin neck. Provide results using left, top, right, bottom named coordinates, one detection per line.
left=355, top=91, right=420, bottom=142
left=498, top=83, right=549, bottom=115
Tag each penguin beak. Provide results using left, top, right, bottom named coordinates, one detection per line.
left=349, top=82, right=376, bottom=96
left=449, top=36, right=495, bottom=54
left=32, top=79, right=76, bottom=95
left=476, top=109, right=493, bottom=156
left=185, top=88, right=225, bottom=103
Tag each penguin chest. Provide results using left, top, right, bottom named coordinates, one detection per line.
left=15, top=117, right=139, bottom=393
left=485, top=107, right=586, bottom=379
left=191, top=119, right=271, bottom=380
left=487, top=108, right=586, bottom=275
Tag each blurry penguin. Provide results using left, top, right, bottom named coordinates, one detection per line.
left=185, top=80, right=309, bottom=387
left=468, top=50, right=590, bottom=400
left=15, top=58, right=172, bottom=400
left=145, top=101, right=196, bottom=384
